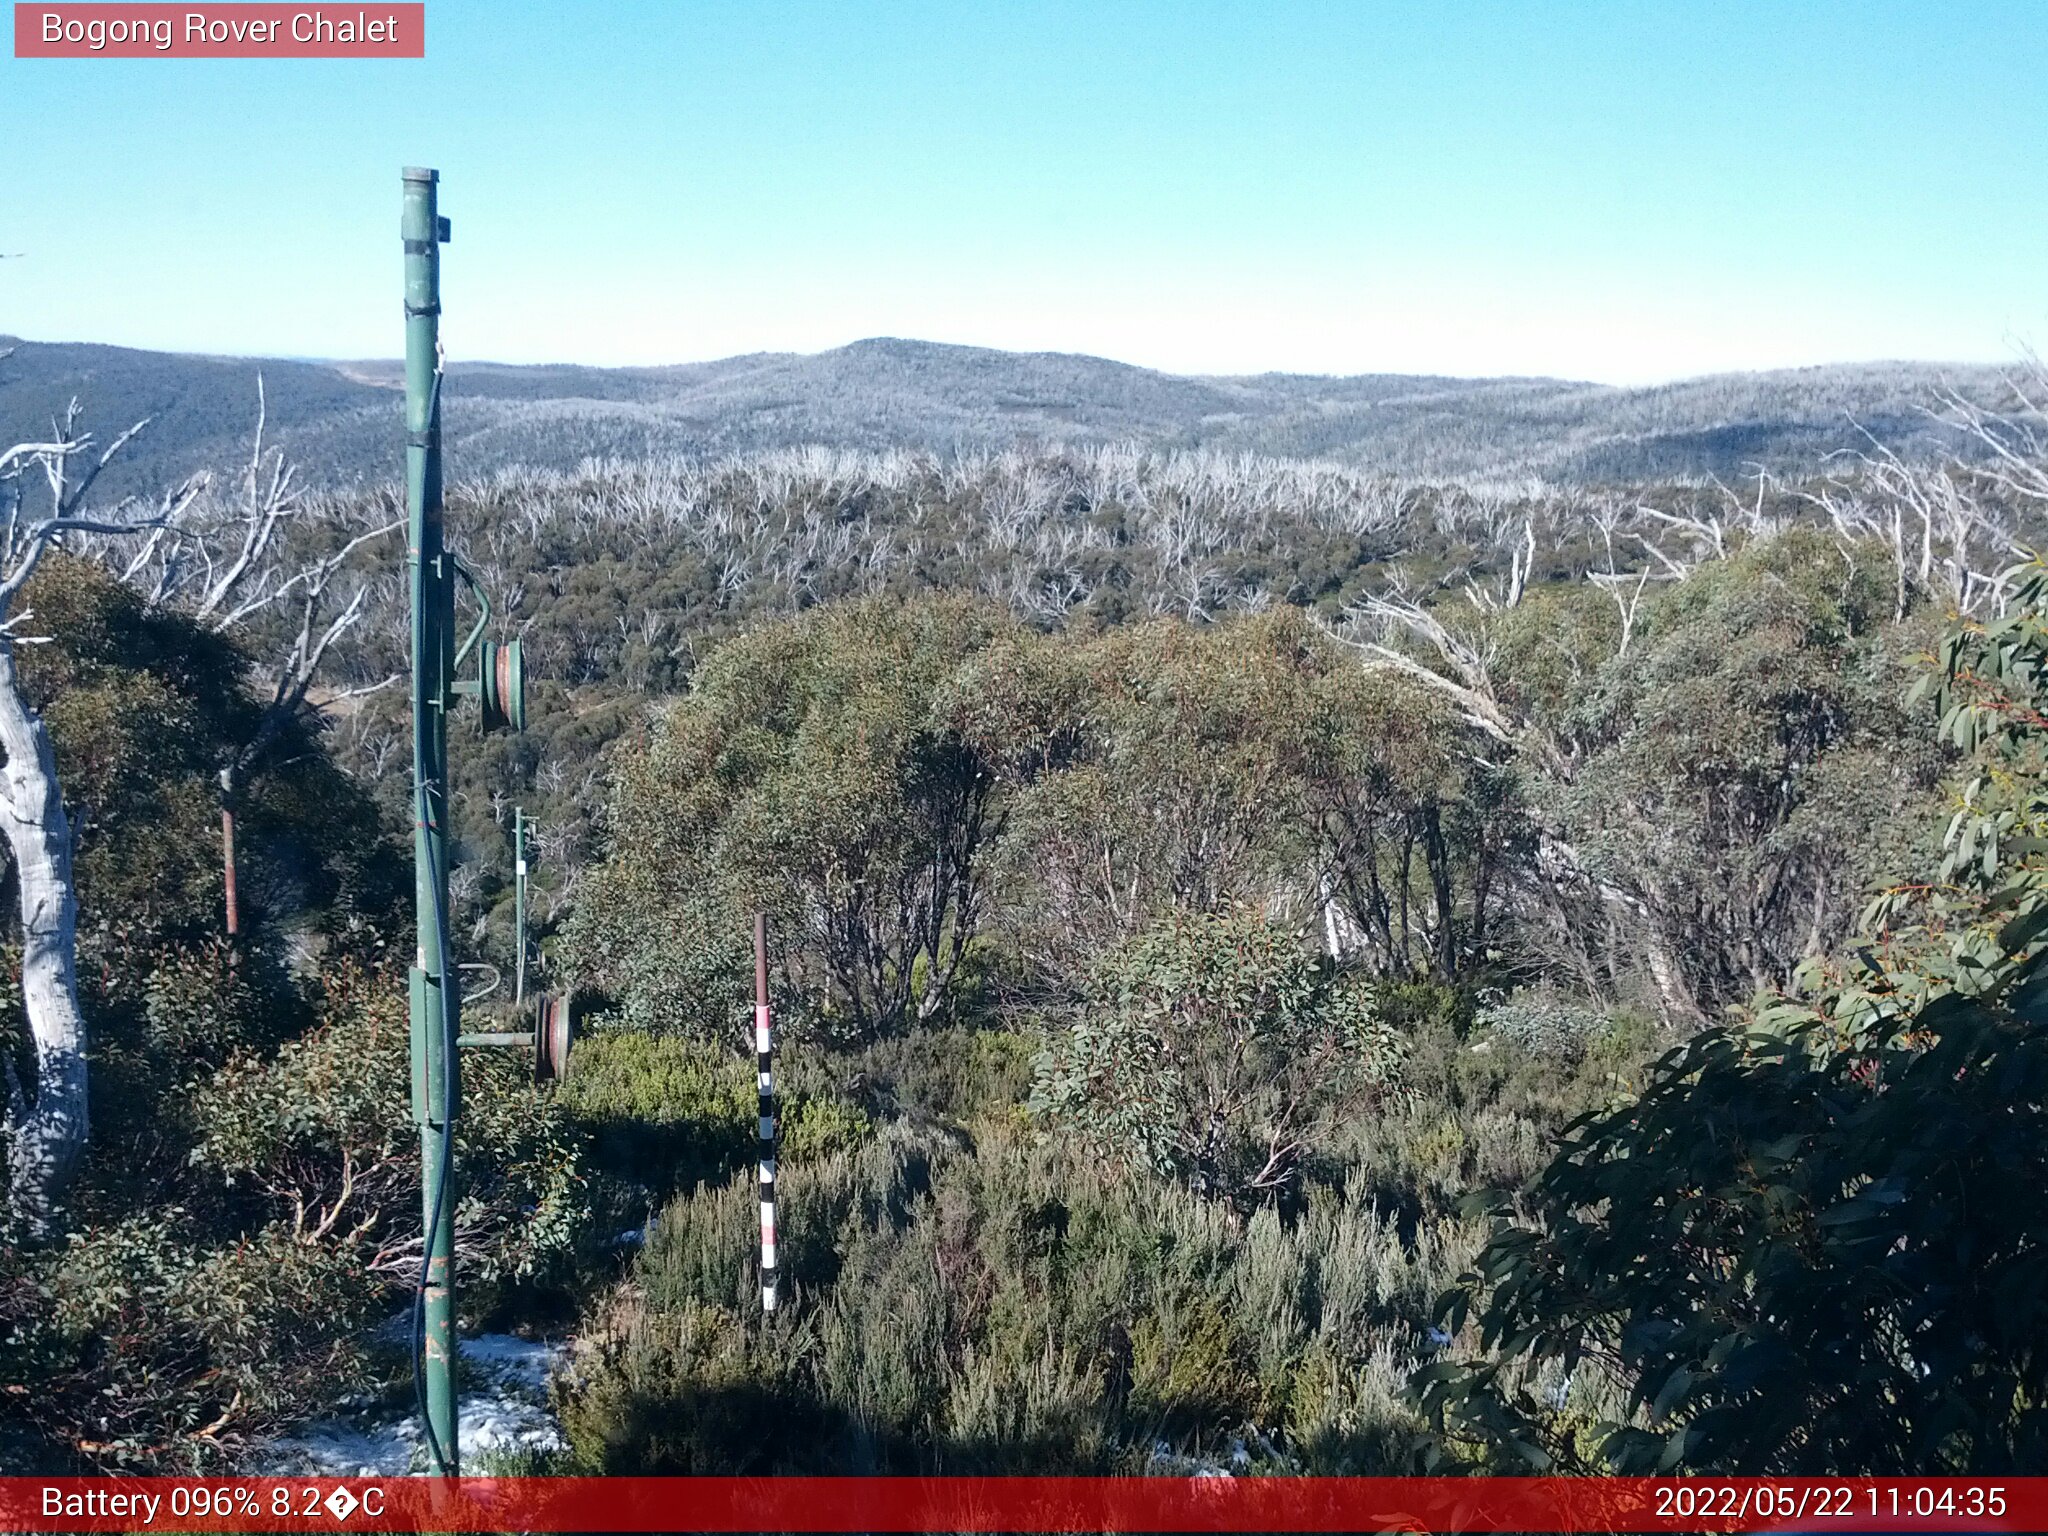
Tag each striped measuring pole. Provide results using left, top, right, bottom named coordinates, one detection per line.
left=753, top=912, right=779, bottom=1312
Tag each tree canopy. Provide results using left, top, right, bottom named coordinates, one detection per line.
left=1417, top=559, right=2048, bottom=1474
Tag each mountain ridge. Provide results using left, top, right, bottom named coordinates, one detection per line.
left=0, top=332, right=2018, bottom=495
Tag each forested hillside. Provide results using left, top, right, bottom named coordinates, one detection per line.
left=0, top=333, right=2021, bottom=499
left=2, top=366, right=2045, bottom=1473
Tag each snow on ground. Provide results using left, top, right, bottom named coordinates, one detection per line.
left=251, top=1332, right=569, bottom=1476
left=1146, top=1426, right=1296, bottom=1477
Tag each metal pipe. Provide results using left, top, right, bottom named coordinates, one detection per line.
left=402, top=163, right=459, bottom=1479
left=457, top=1031, right=534, bottom=1048
left=451, top=553, right=491, bottom=670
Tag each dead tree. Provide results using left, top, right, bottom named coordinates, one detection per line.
left=105, top=379, right=400, bottom=933
left=1342, top=581, right=1707, bottom=1024
left=0, top=404, right=200, bottom=1236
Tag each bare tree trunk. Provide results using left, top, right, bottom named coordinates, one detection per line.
left=1419, top=805, right=1457, bottom=976
left=0, top=638, right=88, bottom=1239
left=1638, top=921, right=1706, bottom=1026
left=1536, top=829, right=1705, bottom=1026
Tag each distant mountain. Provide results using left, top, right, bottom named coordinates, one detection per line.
left=0, top=333, right=2018, bottom=498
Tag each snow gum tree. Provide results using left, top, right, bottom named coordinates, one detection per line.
left=0, top=402, right=197, bottom=1238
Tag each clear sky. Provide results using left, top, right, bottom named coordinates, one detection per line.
left=2, top=1, right=2043, bottom=384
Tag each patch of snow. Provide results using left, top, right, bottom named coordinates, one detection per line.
left=459, top=1333, right=564, bottom=1396
left=249, top=1333, right=569, bottom=1477
left=1145, top=1438, right=1238, bottom=1478
left=1145, top=1425, right=1299, bottom=1478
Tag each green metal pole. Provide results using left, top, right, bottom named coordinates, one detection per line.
left=514, top=807, right=526, bottom=1006
left=402, top=165, right=459, bottom=1479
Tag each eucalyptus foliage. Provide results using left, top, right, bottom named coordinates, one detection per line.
left=1416, top=561, right=2048, bottom=1473
left=1031, top=911, right=1403, bottom=1204
left=570, top=596, right=1016, bottom=1043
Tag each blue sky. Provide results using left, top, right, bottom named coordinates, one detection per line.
left=2, top=1, right=2043, bottom=383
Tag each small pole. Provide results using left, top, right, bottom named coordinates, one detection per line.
left=754, top=912, right=779, bottom=1313
left=513, top=807, right=527, bottom=1005
left=220, top=794, right=239, bottom=937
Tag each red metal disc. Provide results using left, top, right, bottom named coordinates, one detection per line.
left=533, top=991, right=575, bottom=1082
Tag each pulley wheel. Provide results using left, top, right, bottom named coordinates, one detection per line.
left=533, top=989, right=575, bottom=1083
left=479, top=638, right=526, bottom=734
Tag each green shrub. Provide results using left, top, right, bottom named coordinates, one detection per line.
left=191, top=963, right=592, bottom=1292
left=558, top=1298, right=821, bottom=1474
left=562, top=1115, right=1464, bottom=1475
left=797, top=1024, right=1035, bottom=1126
left=3, top=1209, right=382, bottom=1471
left=782, top=1095, right=874, bottom=1162
left=1473, top=987, right=1611, bottom=1060
left=569, top=597, right=1025, bottom=1043
left=556, top=1029, right=755, bottom=1189
left=1032, top=910, right=1403, bottom=1205
left=559, top=1028, right=875, bottom=1194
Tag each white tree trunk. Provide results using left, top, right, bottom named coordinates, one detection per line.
left=0, top=637, right=88, bottom=1238
left=1535, top=830, right=1705, bottom=1026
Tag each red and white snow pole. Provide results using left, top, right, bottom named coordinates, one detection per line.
left=753, top=912, right=779, bottom=1313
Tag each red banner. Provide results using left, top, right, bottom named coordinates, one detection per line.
left=13, top=4, right=423, bottom=57
left=0, top=1476, right=2039, bottom=1532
